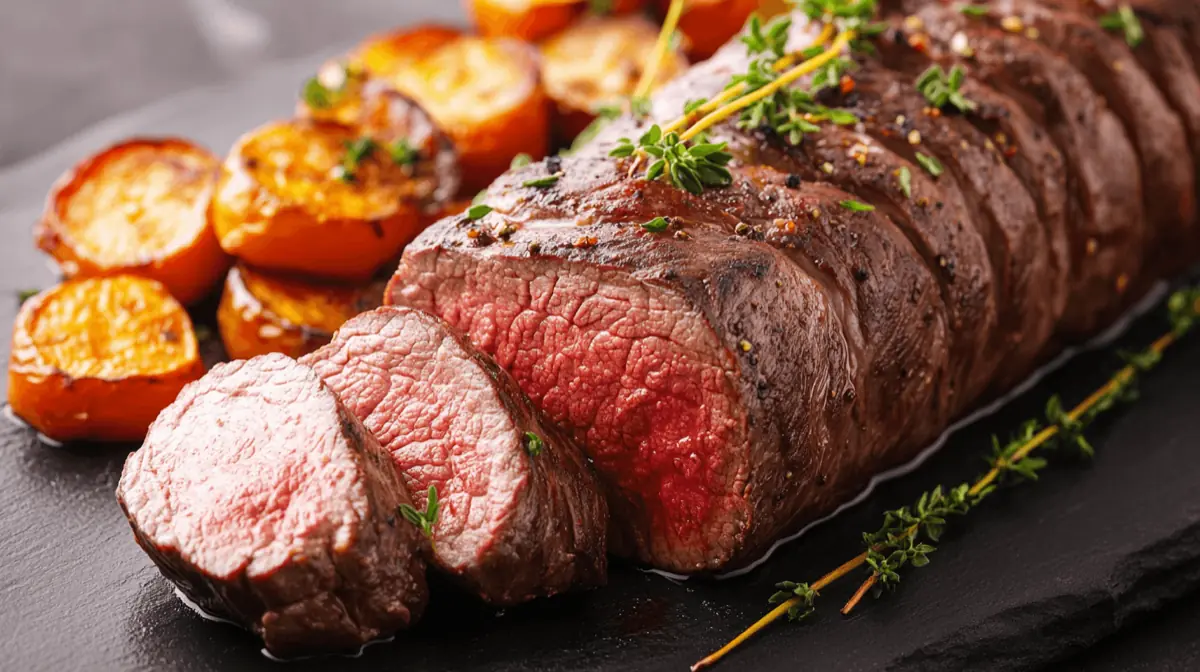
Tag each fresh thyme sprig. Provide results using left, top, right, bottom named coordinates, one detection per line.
left=916, top=65, right=977, bottom=114
left=692, top=285, right=1200, bottom=670
left=398, top=485, right=440, bottom=539
left=1098, top=5, right=1144, bottom=48
left=610, top=125, right=734, bottom=195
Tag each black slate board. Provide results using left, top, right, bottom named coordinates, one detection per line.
left=3, top=30, right=1200, bottom=672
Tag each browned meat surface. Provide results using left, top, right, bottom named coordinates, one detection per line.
left=301, top=307, right=608, bottom=604
left=388, top=4, right=1200, bottom=573
left=117, top=355, right=427, bottom=656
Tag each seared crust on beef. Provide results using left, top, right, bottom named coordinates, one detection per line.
left=390, top=5, right=1200, bottom=572
left=117, top=354, right=427, bottom=656
left=302, top=307, right=608, bottom=603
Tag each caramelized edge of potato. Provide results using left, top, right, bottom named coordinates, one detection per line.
left=217, top=264, right=381, bottom=361
left=210, top=118, right=425, bottom=282
left=35, top=137, right=230, bottom=305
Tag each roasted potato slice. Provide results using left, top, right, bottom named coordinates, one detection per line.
left=35, top=138, right=229, bottom=306
left=217, top=263, right=384, bottom=361
left=211, top=119, right=429, bottom=282
left=467, top=0, right=582, bottom=42
left=659, top=0, right=759, bottom=60
left=357, top=24, right=463, bottom=77
left=541, top=15, right=687, bottom=141
left=298, top=81, right=462, bottom=211
left=8, top=276, right=205, bottom=443
left=359, top=29, right=550, bottom=193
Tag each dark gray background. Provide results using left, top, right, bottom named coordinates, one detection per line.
left=3, top=2, right=1200, bottom=669
left=0, top=0, right=461, bottom=167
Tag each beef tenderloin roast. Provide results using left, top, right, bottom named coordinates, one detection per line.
left=387, top=5, right=1200, bottom=573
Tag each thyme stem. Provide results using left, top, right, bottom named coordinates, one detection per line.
left=634, top=0, right=686, bottom=100
left=680, top=30, right=856, bottom=142
left=664, top=24, right=837, bottom=135
left=841, top=573, right=877, bottom=614
left=693, top=288, right=1200, bottom=668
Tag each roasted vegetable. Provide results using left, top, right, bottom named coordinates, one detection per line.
left=217, top=263, right=384, bottom=360
left=210, top=119, right=428, bottom=282
left=35, top=138, right=229, bottom=306
left=658, top=0, right=759, bottom=60
left=540, top=15, right=687, bottom=140
left=8, top=276, right=205, bottom=443
left=357, top=27, right=550, bottom=193
left=467, top=0, right=581, bottom=42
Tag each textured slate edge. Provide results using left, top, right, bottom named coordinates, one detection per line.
left=895, top=520, right=1200, bottom=671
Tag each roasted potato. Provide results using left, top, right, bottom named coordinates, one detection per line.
left=35, top=138, right=229, bottom=306
left=210, top=118, right=428, bottom=282
left=358, top=28, right=550, bottom=193
left=659, top=0, right=759, bottom=60
left=466, top=0, right=651, bottom=42
left=298, top=80, right=462, bottom=210
left=217, top=264, right=384, bottom=360
left=8, top=276, right=205, bottom=443
left=467, top=0, right=580, bottom=42
left=541, top=15, right=688, bottom=140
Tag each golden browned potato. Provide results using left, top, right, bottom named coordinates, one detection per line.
left=659, top=0, right=759, bottom=60
left=217, top=264, right=383, bottom=361
left=540, top=15, right=688, bottom=140
left=467, top=0, right=582, bottom=42
left=35, top=138, right=229, bottom=306
left=358, top=28, right=550, bottom=193
left=210, top=119, right=428, bottom=282
left=8, top=276, right=205, bottom=443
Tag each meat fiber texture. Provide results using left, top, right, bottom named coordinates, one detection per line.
left=388, top=4, right=1200, bottom=574
left=116, top=354, right=427, bottom=656
left=302, top=307, right=608, bottom=604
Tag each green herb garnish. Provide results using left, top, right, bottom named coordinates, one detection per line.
left=466, top=204, right=493, bottom=220
left=742, top=14, right=793, bottom=59
left=1098, top=5, right=1144, bottom=48
left=17, top=288, right=39, bottom=304
left=389, top=139, right=420, bottom=167
left=916, top=65, right=977, bottom=114
left=641, top=216, right=670, bottom=232
left=398, top=485, right=439, bottom=538
left=840, top=199, right=876, bottom=212
left=338, top=137, right=379, bottom=183
left=958, top=4, right=989, bottom=17
left=914, top=152, right=944, bottom=178
left=522, top=174, right=561, bottom=189
left=610, top=125, right=733, bottom=195
left=523, top=431, right=544, bottom=457
left=510, top=153, right=533, bottom=170
left=897, top=166, right=913, bottom=199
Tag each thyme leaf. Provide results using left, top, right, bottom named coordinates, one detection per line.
left=840, top=199, right=876, bottom=212
left=522, top=174, right=562, bottom=189
left=1098, top=5, right=1144, bottom=48
left=914, top=152, right=944, bottom=178
left=398, top=485, right=439, bottom=538
left=466, top=204, right=493, bottom=220
left=915, top=64, right=977, bottom=114
left=610, top=125, right=733, bottom=195
left=523, top=431, right=544, bottom=457
left=641, top=216, right=670, bottom=232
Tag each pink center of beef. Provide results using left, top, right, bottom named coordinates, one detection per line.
left=392, top=250, right=749, bottom=571
left=303, top=310, right=528, bottom=572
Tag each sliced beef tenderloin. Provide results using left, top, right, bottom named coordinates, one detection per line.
left=117, top=354, right=427, bottom=657
left=301, top=306, right=608, bottom=603
left=898, top=2, right=1149, bottom=337
left=1051, top=0, right=1200, bottom=224
left=390, top=154, right=955, bottom=572
left=820, top=64, right=1063, bottom=391
left=968, top=0, right=1196, bottom=277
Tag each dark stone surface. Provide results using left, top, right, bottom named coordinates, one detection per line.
left=3, top=5, right=1200, bottom=671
